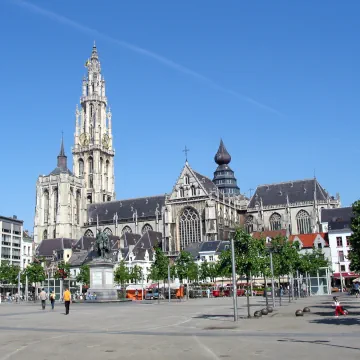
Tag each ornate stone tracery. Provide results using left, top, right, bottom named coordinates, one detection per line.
left=179, top=207, right=201, bottom=249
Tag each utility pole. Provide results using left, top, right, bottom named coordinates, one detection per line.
left=269, top=251, right=276, bottom=308
left=231, top=238, right=238, bottom=321
left=168, top=263, right=171, bottom=303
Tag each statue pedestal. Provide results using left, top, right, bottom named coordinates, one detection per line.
left=87, top=259, right=117, bottom=301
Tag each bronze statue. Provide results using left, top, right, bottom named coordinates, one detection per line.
left=95, top=229, right=110, bottom=259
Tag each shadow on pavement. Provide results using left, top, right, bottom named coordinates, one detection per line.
left=278, top=338, right=360, bottom=351
left=309, top=317, right=360, bottom=326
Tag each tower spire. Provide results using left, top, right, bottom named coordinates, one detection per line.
left=214, top=138, right=231, bottom=165
left=57, top=133, right=67, bottom=170
left=59, top=132, right=65, bottom=157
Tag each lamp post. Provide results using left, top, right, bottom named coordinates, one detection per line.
left=168, top=263, right=171, bottom=303
left=231, top=237, right=238, bottom=322
left=269, top=250, right=276, bottom=308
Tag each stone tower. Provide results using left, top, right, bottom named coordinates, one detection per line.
left=212, top=139, right=240, bottom=196
left=33, top=137, right=86, bottom=244
left=72, top=43, right=115, bottom=205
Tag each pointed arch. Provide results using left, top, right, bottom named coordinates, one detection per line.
left=84, top=229, right=94, bottom=237
left=269, top=212, right=282, bottom=231
left=121, top=226, right=132, bottom=235
left=78, top=158, right=84, bottom=176
left=141, top=223, right=153, bottom=234
left=43, top=229, right=48, bottom=240
left=179, top=207, right=201, bottom=249
left=103, top=227, right=113, bottom=236
left=245, top=215, right=254, bottom=233
left=191, top=185, right=196, bottom=196
left=43, top=190, right=49, bottom=224
left=296, top=210, right=311, bottom=234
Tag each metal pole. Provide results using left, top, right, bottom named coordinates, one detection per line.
left=17, top=270, right=21, bottom=301
left=231, top=238, right=238, bottom=322
left=168, top=263, right=171, bottom=303
left=141, top=272, right=144, bottom=301
left=25, top=275, right=28, bottom=301
left=269, top=251, right=275, bottom=308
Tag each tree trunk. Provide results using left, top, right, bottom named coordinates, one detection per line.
left=288, top=275, right=291, bottom=303
left=246, top=276, right=251, bottom=318
left=157, top=279, right=160, bottom=304
left=279, top=277, right=282, bottom=306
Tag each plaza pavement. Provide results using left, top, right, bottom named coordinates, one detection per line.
left=0, top=294, right=360, bottom=360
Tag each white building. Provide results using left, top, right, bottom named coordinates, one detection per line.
left=22, top=230, right=33, bottom=269
left=0, top=215, right=23, bottom=268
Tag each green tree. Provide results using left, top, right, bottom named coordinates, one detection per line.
left=149, top=246, right=169, bottom=281
left=219, top=228, right=265, bottom=317
left=347, top=200, right=360, bottom=272
left=114, top=260, right=129, bottom=287
left=175, top=251, right=193, bottom=283
left=23, top=262, right=46, bottom=284
left=208, top=263, right=219, bottom=282
left=188, top=261, right=199, bottom=282
left=76, top=264, right=90, bottom=286
left=129, top=265, right=142, bottom=284
left=54, top=261, right=71, bottom=280
left=0, top=262, right=20, bottom=285
left=199, top=260, right=210, bottom=282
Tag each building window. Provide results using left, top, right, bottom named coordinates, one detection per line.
left=28, top=246, right=30, bottom=255
left=209, top=256, right=214, bottom=262
left=53, top=188, right=58, bottom=222
left=79, top=159, right=84, bottom=176
left=269, top=213, right=282, bottom=231
left=296, top=210, right=311, bottom=234
left=43, top=190, right=49, bottom=224
left=84, top=229, right=94, bottom=237
left=340, top=264, right=346, bottom=272
left=336, top=237, right=343, bottom=247
left=179, top=207, right=201, bottom=249
left=184, top=175, right=189, bottom=185
left=191, top=186, right=196, bottom=196
left=43, top=230, right=48, bottom=240
left=317, top=242, right=322, bottom=249
left=179, top=188, right=184, bottom=197
left=346, top=236, right=351, bottom=246
left=141, top=224, right=153, bottom=234
left=121, top=226, right=132, bottom=235
left=103, top=227, right=113, bottom=236
left=201, top=256, right=205, bottom=261
left=245, top=215, right=254, bottom=234
left=338, top=251, right=344, bottom=262
left=76, top=191, right=81, bottom=225
left=23, top=246, right=26, bottom=255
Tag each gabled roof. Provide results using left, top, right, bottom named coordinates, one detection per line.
left=248, top=179, right=329, bottom=208
left=87, top=195, right=165, bottom=223
left=120, top=233, right=141, bottom=247
left=193, top=171, right=218, bottom=194
left=199, top=241, right=221, bottom=252
left=289, top=233, right=328, bottom=248
left=36, top=238, right=76, bottom=257
left=68, top=250, right=88, bottom=266
left=251, top=230, right=287, bottom=240
left=321, top=207, right=353, bottom=223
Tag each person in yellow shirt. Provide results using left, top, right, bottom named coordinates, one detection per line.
left=63, top=288, right=71, bottom=315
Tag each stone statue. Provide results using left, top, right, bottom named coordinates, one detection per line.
left=95, top=229, right=111, bottom=259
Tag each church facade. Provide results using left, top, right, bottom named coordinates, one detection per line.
left=33, top=45, right=341, bottom=250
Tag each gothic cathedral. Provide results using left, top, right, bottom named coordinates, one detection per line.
left=33, top=44, right=115, bottom=244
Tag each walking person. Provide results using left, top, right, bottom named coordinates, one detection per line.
left=39, top=288, right=47, bottom=310
left=63, top=287, right=71, bottom=315
left=50, top=291, right=56, bottom=310
left=333, top=296, right=347, bottom=318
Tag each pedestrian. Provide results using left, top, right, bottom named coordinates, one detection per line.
left=63, top=287, right=71, bottom=315
left=333, top=296, right=347, bottom=318
left=39, top=288, right=47, bottom=310
left=206, top=288, right=210, bottom=298
left=50, top=291, right=56, bottom=310
left=354, top=282, right=359, bottom=298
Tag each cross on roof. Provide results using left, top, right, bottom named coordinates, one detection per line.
left=183, top=146, right=190, bottom=161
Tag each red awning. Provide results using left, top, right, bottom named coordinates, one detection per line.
left=333, top=272, right=360, bottom=279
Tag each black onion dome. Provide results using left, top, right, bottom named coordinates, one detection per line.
left=214, top=139, right=231, bottom=165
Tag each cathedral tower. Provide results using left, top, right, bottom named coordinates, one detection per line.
left=212, top=139, right=240, bottom=196
left=33, top=137, right=85, bottom=244
left=72, top=43, right=115, bottom=204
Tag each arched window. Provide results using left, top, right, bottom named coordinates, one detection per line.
left=105, top=160, right=109, bottom=191
left=141, top=224, right=153, bottom=234
left=79, top=159, right=84, bottom=176
left=53, top=188, right=58, bottom=222
left=245, top=215, right=254, bottom=233
left=269, top=213, right=282, bottom=231
left=84, top=229, right=94, bottom=237
left=179, top=207, right=201, bottom=249
left=43, top=229, right=48, bottom=240
left=191, top=186, right=196, bottom=196
left=87, top=195, right=92, bottom=204
left=100, top=157, right=103, bottom=189
left=88, top=157, right=94, bottom=188
left=184, top=175, right=189, bottom=185
left=53, top=229, right=56, bottom=238
left=43, top=190, right=49, bottom=224
left=103, top=227, right=113, bottom=236
left=76, top=191, right=81, bottom=225
left=121, top=226, right=132, bottom=235
left=296, top=210, right=311, bottom=234
left=179, top=188, right=184, bottom=197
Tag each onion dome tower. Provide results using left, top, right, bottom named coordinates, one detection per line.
left=212, top=139, right=240, bottom=196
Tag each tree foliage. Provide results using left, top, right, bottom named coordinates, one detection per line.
left=54, top=261, right=71, bottom=279
left=175, top=251, right=194, bottom=282
left=114, top=260, right=129, bottom=287
left=76, top=264, right=90, bottom=286
left=348, top=200, right=360, bottom=272
left=23, top=262, right=46, bottom=284
left=129, top=265, right=142, bottom=283
left=149, top=246, right=169, bottom=281
left=0, top=262, right=20, bottom=284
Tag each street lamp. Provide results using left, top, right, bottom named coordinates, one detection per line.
left=230, top=236, right=238, bottom=322
left=265, top=239, right=276, bottom=308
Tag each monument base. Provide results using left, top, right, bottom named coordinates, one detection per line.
left=87, top=258, right=117, bottom=301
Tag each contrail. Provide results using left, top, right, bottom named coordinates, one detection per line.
left=12, top=0, right=283, bottom=116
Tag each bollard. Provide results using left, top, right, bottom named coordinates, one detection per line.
left=295, top=309, right=303, bottom=317
left=261, top=308, right=269, bottom=315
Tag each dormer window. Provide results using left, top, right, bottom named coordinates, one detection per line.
left=179, top=188, right=185, bottom=197
left=191, top=185, right=196, bottom=196
left=184, top=175, right=189, bottom=185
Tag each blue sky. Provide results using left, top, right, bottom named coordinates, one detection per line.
left=1, top=0, right=359, bottom=230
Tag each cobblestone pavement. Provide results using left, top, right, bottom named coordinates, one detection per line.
left=0, top=294, right=359, bottom=359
